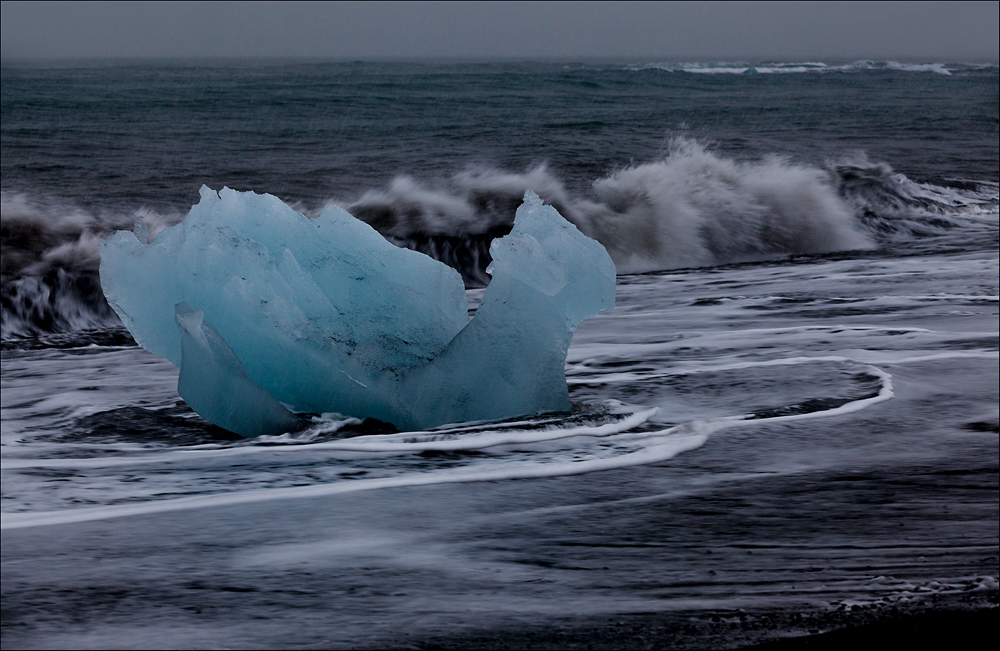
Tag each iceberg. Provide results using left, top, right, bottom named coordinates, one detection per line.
left=100, top=187, right=615, bottom=435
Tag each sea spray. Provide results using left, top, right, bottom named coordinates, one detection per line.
left=3, top=143, right=996, bottom=338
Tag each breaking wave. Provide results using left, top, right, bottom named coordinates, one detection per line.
left=0, top=195, right=183, bottom=339
left=344, top=140, right=994, bottom=279
left=2, top=140, right=996, bottom=339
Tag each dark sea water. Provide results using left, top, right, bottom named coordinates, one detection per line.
left=3, top=59, right=998, bottom=327
left=1, top=60, right=998, bottom=649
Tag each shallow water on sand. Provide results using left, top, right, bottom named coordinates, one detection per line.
left=3, top=241, right=996, bottom=648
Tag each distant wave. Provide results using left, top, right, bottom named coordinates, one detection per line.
left=2, top=139, right=996, bottom=339
left=625, top=60, right=987, bottom=76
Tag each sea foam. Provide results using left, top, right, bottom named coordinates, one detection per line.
left=4, top=142, right=996, bottom=338
left=349, top=139, right=876, bottom=275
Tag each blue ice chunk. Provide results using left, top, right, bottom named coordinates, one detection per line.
left=100, top=187, right=615, bottom=435
left=175, top=302, right=301, bottom=438
left=101, top=187, right=469, bottom=425
left=396, top=191, right=616, bottom=428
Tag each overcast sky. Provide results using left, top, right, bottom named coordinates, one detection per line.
left=2, top=1, right=998, bottom=62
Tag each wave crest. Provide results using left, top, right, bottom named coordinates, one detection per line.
left=578, top=139, right=874, bottom=272
left=2, top=140, right=996, bottom=339
left=1, top=195, right=183, bottom=338
left=342, top=139, right=874, bottom=275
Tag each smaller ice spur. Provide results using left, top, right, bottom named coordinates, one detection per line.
left=100, top=187, right=616, bottom=435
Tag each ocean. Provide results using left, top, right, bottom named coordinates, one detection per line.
left=2, top=60, right=997, bottom=648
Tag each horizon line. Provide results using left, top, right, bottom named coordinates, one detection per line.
left=4, top=55, right=999, bottom=66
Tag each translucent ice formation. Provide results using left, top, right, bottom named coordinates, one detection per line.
left=175, top=302, right=300, bottom=438
left=100, top=187, right=615, bottom=435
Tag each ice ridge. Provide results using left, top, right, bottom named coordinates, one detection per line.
left=100, top=187, right=615, bottom=435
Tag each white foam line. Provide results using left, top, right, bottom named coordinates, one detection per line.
left=622, top=364, right=895, bottom=439
left=861, top=351, right=999, bottom=365
left=579, top=352, right=986, bottom=442
left=566, top=325, right=936, bottom=361
left=568, top=351, right=997, bottom=385
left=569, top=354, right=860, bottom=384
left=0, top=410, right=658, bottom=470
left=907, top=294, right=999, bottom=301
left=422, top=413, right=570, bottom=433
left=1, top=356, right=907, bottom=530
left=749, top=365, right=894, bottom=423
left=0, top=448, right=255, bottom=470
left=762, top=294, right=999, bottom=303
left=304, top=409, right=658, bottom=452
left=1, top=433, right=706, bottom=530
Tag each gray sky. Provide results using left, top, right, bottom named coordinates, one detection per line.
left=2, top=1, right=998, bottom=61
